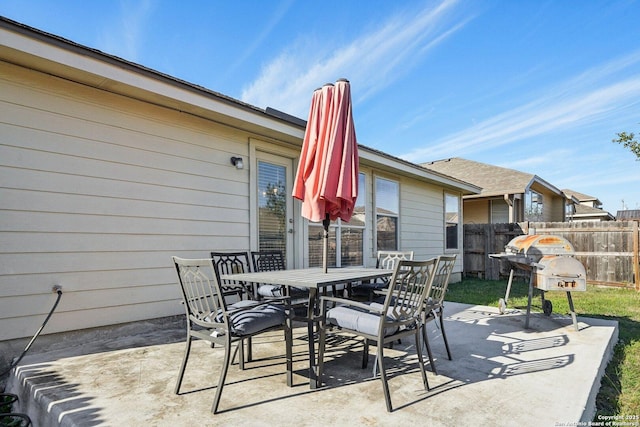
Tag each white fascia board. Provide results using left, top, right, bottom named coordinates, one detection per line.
left=527, top=175, right=563, bottom=196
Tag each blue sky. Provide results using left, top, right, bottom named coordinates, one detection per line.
left=2, top=0, right=639, bottom=213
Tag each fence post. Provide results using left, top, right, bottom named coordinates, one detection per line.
left=634, top=221, right=639, bottom=291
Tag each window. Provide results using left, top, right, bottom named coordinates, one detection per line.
left=308, top=225, right=336, bottom=268
left=490, top=199, right=509, bottom=223
left=445, top=193, right=459, bottom=250
left=565, top=201, right=575, bottom=220
left=525, top=190, right=544, bottom=221
left=257, top=161, right=287, bottom=257
left=341, top=173, right=365, bottom=266
left=308, top=173, right=365, bottom=267
left=375, top=177, right=399, bottom=251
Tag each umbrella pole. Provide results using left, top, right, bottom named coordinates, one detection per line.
left=322, top=214, right=330, bottom=273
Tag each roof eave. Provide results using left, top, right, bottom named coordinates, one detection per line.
left=360, top=148, right=480, bottom=194
left=0, top=16, right=481, bottom=195
left=0, top=16, right=304, bottom=145
left=527, top=175, right=563, bottom=196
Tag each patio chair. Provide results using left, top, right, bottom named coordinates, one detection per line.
left=210, top=251, right=259, bottom=365
left=210, top=251, right=255, bottom=301
left=421, top=254, right=456, bottom=375
left=317, top=258, right=438, bottom=412
left=353, top=250, right=414, bottom=301
left=250, top=250, right=288, bottom=298
left=172, top=257, right=293, bottom=414
left=250, top=250, right=309, bottom=313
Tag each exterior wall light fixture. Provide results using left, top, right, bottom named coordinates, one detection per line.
left=230, top=156, right=244, bottom=170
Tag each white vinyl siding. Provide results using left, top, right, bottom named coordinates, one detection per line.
left=400, top=180, right=447, bottom=255
left=0, top=42, right=468, bottom=342
left=357, top=175, right=455, bottom=270
left=0, top=64, right=253, bottom=341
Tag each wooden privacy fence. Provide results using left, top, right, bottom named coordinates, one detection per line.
left=464, top=221, right=640, bottom=290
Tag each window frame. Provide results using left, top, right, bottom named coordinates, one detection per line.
left=444, top=192, right=460, bottom=251
left=490, top=198, right=509, bottom=224
left=374, top=176, right=400, bottom=252
left=525, top=190, right=544, bottom=221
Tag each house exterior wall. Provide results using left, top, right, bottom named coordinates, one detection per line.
left=319, top=169, right=464, bottom=279
left=537, top=188, right=565, bottom=222
left=400, top=179, right=464, bottom=280
left=401, top=179, right=445, bottom=255
left=0, top=62, right=261, bottom=341
left=548, top=195, right=566, bottom=222
left=463, top=191, right=565, bottom=225
left=0, top=59, right=466, bottom=341
left=462, top=198, right=489, bottom=224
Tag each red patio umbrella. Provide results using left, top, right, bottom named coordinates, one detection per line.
left=293, top=79, right=359, bottom=272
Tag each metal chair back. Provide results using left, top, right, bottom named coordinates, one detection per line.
left=428, top=254, right=457, bottom=307
left=318, top=257, right=438, bottom=412
left=375, top=250, right=414, bottom=270
left=250, top=250, right=286, bottom=272
left=421, top=254, right=457, bottom=374
left=210, top=251, right=254, bottom=301
left=382, top=258, right=437, bottom=328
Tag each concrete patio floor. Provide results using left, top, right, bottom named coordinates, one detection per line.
left=5, top=301, right=618, bottom=427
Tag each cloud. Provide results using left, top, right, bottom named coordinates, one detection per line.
left=99, top=0, right=153, bottom=62
left=400, top=50, right=640, bottom=163
left=240, top=0, right=471, bottom=118
left=222, top=0, right=295, bottom=81
left=499, top=149, right=572, bottom=172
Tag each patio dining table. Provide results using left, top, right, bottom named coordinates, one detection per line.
left=221, top=267, right=393, bottom=389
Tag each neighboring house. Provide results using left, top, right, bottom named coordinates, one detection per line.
left=0, top=17, right=479, bottom=343
left=562, top=189, right=614, bottom=221
left=616, top=210, right=640, bottom=221
left=422, top=157, right=568, bottom=224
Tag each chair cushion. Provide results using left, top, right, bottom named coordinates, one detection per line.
left=257, top=284, right=286, bottom=297
left=257, top=285, right=308, bottom=298
left=326, top=304, right=399, bottom=337
left=215, top=300, right=286, bottom=336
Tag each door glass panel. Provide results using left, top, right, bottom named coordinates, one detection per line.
left=308, top=225, right=336, bottom=268
left=341, top=227, right=363, bottom=266
left=258, top=161, right=287, bottom=258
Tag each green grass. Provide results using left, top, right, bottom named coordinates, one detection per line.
left=446, top=279, right=640, bottom=418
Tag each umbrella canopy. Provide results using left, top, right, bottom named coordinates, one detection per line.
left=293, top=79, right=359, bottom=272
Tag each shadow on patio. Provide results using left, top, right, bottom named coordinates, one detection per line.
left=5, top=302, right=618, bottom=427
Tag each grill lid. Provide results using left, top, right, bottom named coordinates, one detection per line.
left=505, top=234, right=575, bottom=258
left=490, top=234, right=577, bottom=270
